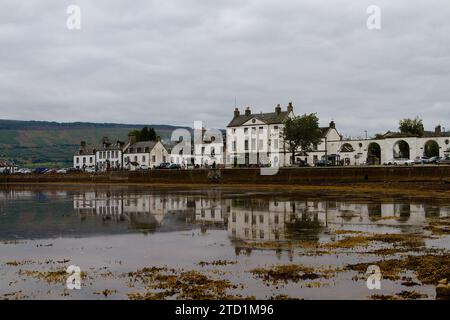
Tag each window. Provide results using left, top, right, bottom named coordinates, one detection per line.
left=211, top=147, right=215, bottom=156
left=259, top=215, right=264, bottom=223
left=83, top=157, right=86, bottom=164
left=251, top=138, right=256, bottom=151
left=274, top=139, right=278, bottom=149
left=90, top=157, right=93, bottom=163
left=232, top=128, right=236, bottom=134
left=232, top=141, right=236, bottom=152
left=274, top=126, right=278, bottom=131
left=134, top=156, right=138, bottom=162
left=142, top=156, right=146, bottom=162
left=244, top=213, right=249, bottom=223
left=259, top=127, right=263, bottom=134
left=152, top=155, right=156, bottom=162
left=163, top=156, right=166, bottom=162
left=244, top=140, right=249, bottom=151
left=232, top=212, right=236, bottom=222
left=252, top=127, right=256, bottom=134
left=76, top=157, right=79, bottom=164
left=244, top=128, right=248, bottom=134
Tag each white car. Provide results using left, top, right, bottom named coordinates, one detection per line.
left=56, top=168, right=68, bottom=174
left=17, top=168, right=32, bottom=174
left=385, top=158, right=414, bottom=166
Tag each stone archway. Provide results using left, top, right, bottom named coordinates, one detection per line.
left=393, top=140, right=410, bottom=159
left=367, top=142, right=381, bottom=165
left=424, top=140, right=439, bottom=157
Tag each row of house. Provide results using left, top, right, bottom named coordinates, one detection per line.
left=74, top=137, right=170, bottom=171
left=74, top=102, right=450, bottom=170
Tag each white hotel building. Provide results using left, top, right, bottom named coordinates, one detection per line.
left=226, top=103, right=294, bottom=167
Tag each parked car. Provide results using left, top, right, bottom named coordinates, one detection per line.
left=155, top=163, right=171, bottom=169
left=295, top=160, right=310, bottom=167
left=414, top=156, right=429, bottom=164
left=44, top=168, right=58, bottom=174
left=84, top=167, right=96, bottom=173
left=56, top=168, right=68, bottom=174
left=428, top=156, right=440, bottom=164
left=16, top=168, right=32, bottom=174
left=139, top=165, right=150, bottom=171
left=315, top=160, right=332, bottom=167
left=32, top=167, right=48, bottom=174
left=385, top=158, right=414, bottom=166
left=67, top=168, right=82, bottom=173
left=168, top=163, right=181, bottom=169
left=437, top=157, right=450, bottom=165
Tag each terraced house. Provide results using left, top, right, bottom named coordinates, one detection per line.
left=123, top=138, right=169, bottom=170
left=73, top=141, right=96, bottom=170
left=95, top=137, right=127, bottom=171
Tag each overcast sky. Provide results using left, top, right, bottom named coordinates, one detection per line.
left=1, top=0, right=449, bottom=137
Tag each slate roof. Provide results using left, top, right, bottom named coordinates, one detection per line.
left=0, top=159, right=16, bottom=167
left=76, top=144, right=97, bottom=155
left=227, top=111, right=290, bottom=127
left=125, top=141, right=158, bottom=153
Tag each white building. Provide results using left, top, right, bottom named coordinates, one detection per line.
left=95, top=137, right=127, bottom=171
left=226, top=103, right=450, bottom=167
left=73, top=141, right=96, bottom=170
left=123, top=140, right=169, bottom=170
left=226, top=103, right=295, bottom=167
left=0, top=159, right=18, bottom=173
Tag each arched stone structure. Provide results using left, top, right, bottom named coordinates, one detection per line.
left=424, top=140, right=440, bottom=157
left=366, top=142, right=381, bottom=165
left=393, top=140, right=410, bottom=159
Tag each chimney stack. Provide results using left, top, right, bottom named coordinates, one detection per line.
left=128, top=134, right=137, bottom=145
left=80, top=141, right=86, bottom=148
left=275, top=104, right=281, bottom=115
left=245, top=106, right=251, bottom=116
left=329, top=121, right=336, bottom=129
left=435, top=125, right=442, bottom=136
left=287, top=102, right=293, bottom=113
left=234, top=108, right=240, bottom=117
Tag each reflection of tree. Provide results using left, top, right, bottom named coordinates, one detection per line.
left=397, top=204, right=410, bottom=222
left=284, top=214, right=323, bottom=241
left=425, top=205, right=440, bottom=218
left=368, top=203, right=382, bottom=221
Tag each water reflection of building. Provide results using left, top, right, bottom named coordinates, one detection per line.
left=195, top=197, right=230, bottom=225
left=73, top=191, right=193, bottom=229
left=226, top=199, right=450, bottom=242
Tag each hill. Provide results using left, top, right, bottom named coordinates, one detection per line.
left=0, top=119, right=190, bottom=167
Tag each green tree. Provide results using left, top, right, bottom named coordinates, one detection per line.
left=399, top=117, right=424, bottom=137
left=128, top=127, right=157, bottom=142
left=282, top=114, right=322, bottom=163
left=424, top=140, right=439, bottom=157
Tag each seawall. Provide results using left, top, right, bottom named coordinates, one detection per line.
left=1, top=166, right=450, bottom=186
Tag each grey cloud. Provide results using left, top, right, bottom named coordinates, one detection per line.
left=0, top=0, right=449, bottom=136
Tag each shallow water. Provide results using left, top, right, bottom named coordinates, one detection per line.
left=0, top=186, right=448, bottom=300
